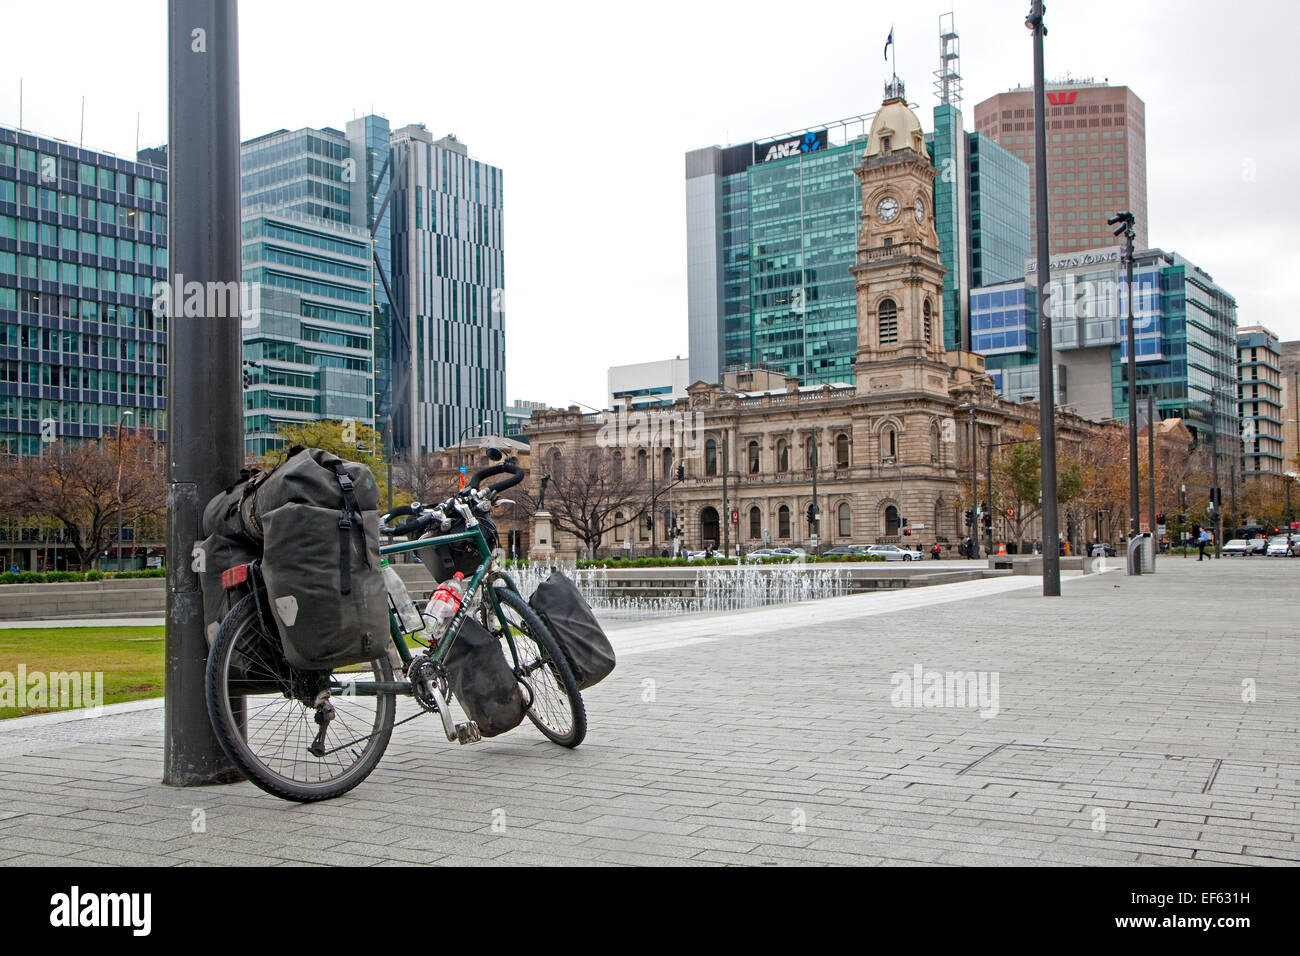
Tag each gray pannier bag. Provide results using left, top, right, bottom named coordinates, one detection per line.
left=529, top=570, right=615, bottom=689
left=245, top=447, right=390, bottom=671
left=443, top=615, right=525, bottom=737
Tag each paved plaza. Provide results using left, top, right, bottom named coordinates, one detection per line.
left=0, top=558, right=1296, bottom=866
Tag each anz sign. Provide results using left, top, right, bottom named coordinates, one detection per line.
left=758, top=130, right=827, bottom=163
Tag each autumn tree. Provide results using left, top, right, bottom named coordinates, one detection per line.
left=0, top=432, right=166, bottom=569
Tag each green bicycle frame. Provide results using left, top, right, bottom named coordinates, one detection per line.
left=340, top=521, right=525, bottom=697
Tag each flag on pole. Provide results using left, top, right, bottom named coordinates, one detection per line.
left=884, top=26, right=894, bottom=60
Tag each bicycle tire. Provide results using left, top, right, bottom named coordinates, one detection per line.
left=205, top=592, right=397, bottom=802
left=485, top=585, right=586, bottom=748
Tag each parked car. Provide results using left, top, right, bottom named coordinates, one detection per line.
left=744, top=548, right=775, bottom=562
left=822, top=547, right=860, bottom=557
left=1246, top=536, right=1269, bottom=555
left=1265, top=534, right=1300, bottom=557
left=864, top=544, right=924, bottom=562
left=1221, top=538, right=1250, bottom=556
left=1090, top=543, right=1117, bottom=557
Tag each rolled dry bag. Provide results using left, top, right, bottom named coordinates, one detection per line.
left=443, top=615, right=526, bottom=737
left=529, top=570, right=615, bottom=689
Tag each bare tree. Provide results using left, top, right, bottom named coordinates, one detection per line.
left=527, top=448, right=648, bottom=558
left=0, top=432, right=166, bottom=570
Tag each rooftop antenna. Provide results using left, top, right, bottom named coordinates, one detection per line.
left=934, top=11, right=963, bottom=107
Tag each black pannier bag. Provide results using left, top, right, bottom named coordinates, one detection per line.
left=198, top=469, right=267, bottom=652
left=252, top=447, right=390, bottom=671
left=529, top=570, right=616, bottom=690
left=443, top=615, right=525, bottom=737
left=416, top=512, right=498, bottom=583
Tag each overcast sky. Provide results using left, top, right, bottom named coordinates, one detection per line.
left=3, top=0, right=1297, bottom=411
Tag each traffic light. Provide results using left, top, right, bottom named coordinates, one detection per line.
left=675, top=463, right=684, bottom=481
left=964, top=509, right=973, bottom=527
left=982, top=514, right=992, bottom=531
left=645, top=514, right=654, bottom=531
left=806, top=504, right=819, bottom=526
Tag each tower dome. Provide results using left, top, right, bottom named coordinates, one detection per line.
left=866, top=93, right=927, bottom=158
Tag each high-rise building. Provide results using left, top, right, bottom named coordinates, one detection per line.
left=1, top=125, right=170, bottom=456
left=927, top=15, right=1032, bottom=354
left=1236, top=326, right=1284, bottom=476
left=240, top=125, right=376, bottom=457
left=388, top=125, right=505, bottom=454
left=971, top=246, right=1239, bottom=452
left=973, top=81, right=1147, bottom=254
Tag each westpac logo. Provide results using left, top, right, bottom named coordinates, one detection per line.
left=761, top=131, right=824, bottom=163
left=1047, top=91, right=1078, bottom=105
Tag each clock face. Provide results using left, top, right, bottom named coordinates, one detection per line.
left=877, top=197, right=900, bottom=222
left=914, top=198, right=925, bottom=222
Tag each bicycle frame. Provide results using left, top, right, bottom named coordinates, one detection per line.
left=338, top=523, right=525, bottom=698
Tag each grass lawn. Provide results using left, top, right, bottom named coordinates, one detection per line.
left=0, top=626, right=165, bottom=719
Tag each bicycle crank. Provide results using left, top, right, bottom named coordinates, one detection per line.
left=409, top=657, right=481, bottom=745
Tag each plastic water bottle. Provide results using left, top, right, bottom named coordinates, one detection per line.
left=381, top=560, right=423, bottom=634
left=425, top=571, right=467, bottom=632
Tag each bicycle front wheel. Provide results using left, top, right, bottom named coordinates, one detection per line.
left=205, top=592, right=397, bottom=802
left=485, top=585, right=586, bottom=748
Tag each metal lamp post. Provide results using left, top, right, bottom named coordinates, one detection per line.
left=115, top=409, right=134, bottom=571
left=957, top=402, right=979, bottom=558
left=1027, top=0, right=1060, bottom=595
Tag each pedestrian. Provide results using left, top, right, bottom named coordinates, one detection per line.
left=660, top=547, right=669, bottom=558
left=931, top=542, right=941, bottom=560
left=1197, top=527, right=1210, bottom=561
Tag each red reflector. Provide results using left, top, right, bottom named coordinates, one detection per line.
left=221, top=564, right=251, bottom=590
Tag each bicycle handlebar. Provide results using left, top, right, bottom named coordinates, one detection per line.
left=468, top=461, right=524, bottom=494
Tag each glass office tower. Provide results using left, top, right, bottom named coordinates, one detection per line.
left=240, top=126, right=376, bottom=457
left=0, top=125, right=169, bottom=456
left=388, top=125, right=505, bottom=454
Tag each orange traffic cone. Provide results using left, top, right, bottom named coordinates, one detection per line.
left=998, top=542, right=1007, bottom=555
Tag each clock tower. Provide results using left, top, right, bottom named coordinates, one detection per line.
left=851, top=82, right=950, bottom=396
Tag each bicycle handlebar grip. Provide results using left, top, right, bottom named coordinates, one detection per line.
left=391, top=514, right=433, bottom=538
left=468, top=461, right=524, bottom=493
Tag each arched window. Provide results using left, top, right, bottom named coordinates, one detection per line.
left=923, top=299, right=933, bottom=345
left=882, top=426, right=897, bottom=462
left=777, top=505, right=791, bottom=538
left=705, top=438, right=717, bottom=476
left=837, top=502, right=851, bottom=537
left=749, top=506, right=761, bottom=539
left=547, top=448, right=563, bottom=476
left=614, top=512, right=625, bottom=543
left=879, top=298, right=898, bottom=345
left=805, top=434, right=817, bottom=469
left=636, top=448, right=647, bottom=480
left=700, top=507, right=720, bottom=548
left=884, top=505, right=900, bottom=536
left=748, top=440, right=760, bottom=474
left=835, top=432, right=850, bottom=469
left=587, top=449, right=599, bottom=477
left=662, top=447, right=672, bottom=479
left=777, top=439, right=789, bottom=472
left=930, top=422, right=940, bottom=463
left=612, top=449, right=623, bottom=477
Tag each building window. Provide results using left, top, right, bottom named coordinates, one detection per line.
left=749, top=506, right=761, bottom=540
left=705, top=438, right=717, bottom=476
left=748, top=440, right=760, bottom=474
left=778, top=505, right=791, bottom=538
left=836, top=432, right=850, bottom=469
left=777, top=439, right=789, bottom=472
left=662, top=447, right=672, bottom=479
left=882, top=426, right=897, bottom=462
left=838, top=502, right=851, bottom=537
left=636, top=448, right=647, bottom=480
left=923, top=300, right=933, bottom=344
left=931, top=422, right=940, bottom=463
left=879, top=298, right=898, bottom=345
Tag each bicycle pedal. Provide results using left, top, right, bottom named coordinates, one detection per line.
left=455, top=721, right=482, bottom=745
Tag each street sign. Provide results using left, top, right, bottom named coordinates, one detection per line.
left=809, top=534, right=819, bottom=548
left=1157, top=524, right=1166, bottom=537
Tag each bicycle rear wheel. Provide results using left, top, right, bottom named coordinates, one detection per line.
left=205, top=592, right=397, bottom=802
left=485, top=585, right=586, bottom=747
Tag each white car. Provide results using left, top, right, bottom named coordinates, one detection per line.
left=1265, top=535, right=1300, bottom=557
left=744, top=548, right=775, bottom=562
left=864, top=544, right=924, bottom=562
left=1221, top=538, right=1250, bottom=556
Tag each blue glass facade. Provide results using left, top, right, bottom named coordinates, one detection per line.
left=0, top=126, right=169, bottom=456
